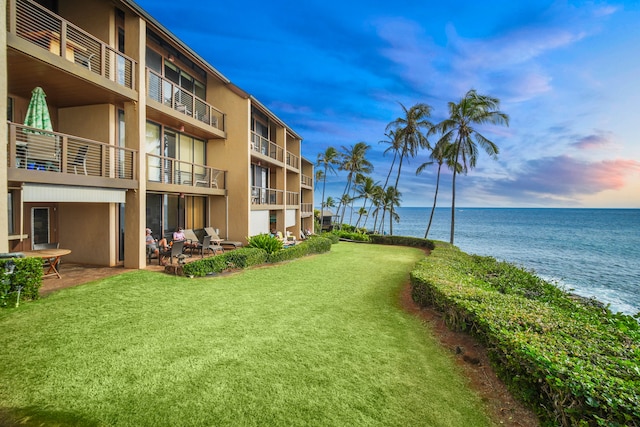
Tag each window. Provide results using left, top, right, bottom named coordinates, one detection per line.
left=7, top=97, right=13, bottom=122
left=146, top=121, right=206, bottom=184
left=7, top=193, right=14, bottom=235
left=32, top=208, right=50, bottom=246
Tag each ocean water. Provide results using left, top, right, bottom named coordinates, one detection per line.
left=367, top=207, right=640, bottom=315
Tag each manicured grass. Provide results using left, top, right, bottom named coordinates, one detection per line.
left=0, top=243, right=494, bottom=427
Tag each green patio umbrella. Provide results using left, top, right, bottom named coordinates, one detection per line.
left=24, top=86, right=53, bottom=133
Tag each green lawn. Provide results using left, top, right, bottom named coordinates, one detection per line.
left=0, top=243, right=494, bottom=427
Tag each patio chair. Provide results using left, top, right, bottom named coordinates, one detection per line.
left=182, top=229, right=203, bottom=256
left=197, top=235, right=224, bottom=258
left=204, top=227, right=243, bottom=249
left=160, top=240, right=184, bottom=265
left=71, top=145, right=88, bottom=175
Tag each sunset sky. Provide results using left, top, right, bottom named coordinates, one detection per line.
left=135, top=0, right=640, bottom=208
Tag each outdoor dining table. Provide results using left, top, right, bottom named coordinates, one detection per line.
left=20, top=248, right=71, bottom=279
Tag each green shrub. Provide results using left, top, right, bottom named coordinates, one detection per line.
left=369, top=234, right=435, bottom=250
left=332, top=230, right=370, bottom=242
left=266, top=236, right=332, bottom=263
left=182, top=248, right=267, bottom=277
left=410, top=243, right=640, bottom=426
left=247, top=234, right=283, bottom=254
left=224, top=247, right=268, bottom=269
left=319, top=232, right=339, bottom=244
left=0, top=258, right=43, bottom=308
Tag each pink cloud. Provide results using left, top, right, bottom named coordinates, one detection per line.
left=487, top=155, right=640, bottom=198
left=572, top=131, right=615, bottom=150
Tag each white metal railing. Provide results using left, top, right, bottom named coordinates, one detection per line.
left=147, top=69, right=225, bottom=131
left=11, top=0, right=136, bottom=89
left=7, top=122, right=136, bottom=179
left=251, top=186, right=283, bottom=205
left=250, top=132, right=284, bottom=163
left=146, top=154, right=225, bottom=189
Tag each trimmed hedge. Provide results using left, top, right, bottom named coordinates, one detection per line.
left=319, top=232, right=339, bottom=244
left=369, top=234, right=435, bottom=250
left=331, top=230, right=370, bottom=242
left=410, top=243, right=640, bottom=427
left=182, top=247, right=267, bottom=277
left=182, top=237, right=333, bottom=277
left=0, top=258, right=43, bottom=308
left=266, top=235, right=332, bottom=263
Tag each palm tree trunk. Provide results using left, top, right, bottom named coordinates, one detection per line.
left=320, top=165, right=328, bottom=212
left=389, top=154, right=404, bottom=236
left=450, top=139, right=462, bottom=245
left=424, top=163, right=442, bottom=239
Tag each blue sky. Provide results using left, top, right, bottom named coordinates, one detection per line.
left=136, top=0, right=640, bottom=208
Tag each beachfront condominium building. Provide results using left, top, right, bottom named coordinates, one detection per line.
left=1, top=0, right=314, bottom=269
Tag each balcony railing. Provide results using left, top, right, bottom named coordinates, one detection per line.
left=146, top=154, right=225, bottom=190
left=286, top=191, right=299, bottom=206
left=301, top=174, right=313, bottom=187
left=147, top=69, right=225, bottom=131
left=286, top=151, right=299, bottom=169
left=10, top=0, right=136, bottom=89
left=7, top=122, right=136, bottom=180
left=301, top=203, right=313, bottom=214
left=251, top=132, right=284, bottom=163
left=251, top=186, right=283, bottom=205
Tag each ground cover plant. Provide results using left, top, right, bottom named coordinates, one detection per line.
left=0, top=243, right=494, bottom=427
left=410, top=243, right=640, bottom=426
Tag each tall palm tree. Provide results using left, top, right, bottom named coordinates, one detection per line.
left=314, top=169, right=324, bottom=191
left=336, top=142, right=373, bottom=228
left=434, top=89, right=509, bottom=244
left=354, top=207, right=368, bottom=229
left=379, top=130, right=401, bottom=191
left=385, top=103, right=433, bottom=234
left=370, top=185, right=385, bottom=233
left=416, top=133, right=459, bottom=239
left=354, top=175, right=377, bottom=229
left=383, top=186, right=401, bottom=235
left=316, top=147, right=339, bottom=212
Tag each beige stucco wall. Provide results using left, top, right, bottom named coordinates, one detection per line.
left=58, top=104, right=112, bottom=142
left=58, top=203, right=112, bottom=264
left=59, top=0, right=113, bottom=43
left=210, top=87, right=251, bottom=244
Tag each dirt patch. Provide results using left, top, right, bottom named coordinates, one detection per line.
left=400, top=283, right=540, bottom=426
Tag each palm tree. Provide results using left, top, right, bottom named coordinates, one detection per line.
left=434, top=89, right=509, bottom=244
left=370, top=185, right=385, bottom=233
left=354, top=207, right=367, bottom=229
left=316, top=147, right=339, bottom=212
left=354, top=175, right=377, bottom=229
left=379, top=130, right=401, bottom=191
left=416, top=134, right=459, bottom=238
left=314, top=169, right=324, bottom=191
left=383, top=186, right=401, bottom=235
left=338, top=193, right=352, bottom=227
left=385, top=103, right=433, bottom=234
left=336, top=142, right=373, bottom=228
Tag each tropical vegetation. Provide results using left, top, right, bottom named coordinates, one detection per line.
left=411, top=242, right=640, bottom=426
left=314, top=89, right=508, bottom=243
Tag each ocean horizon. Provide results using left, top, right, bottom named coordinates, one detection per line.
left=355, top=207, right=640, bottom=315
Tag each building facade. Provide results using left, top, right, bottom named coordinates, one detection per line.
left=2, top=0, right=314, bottom=268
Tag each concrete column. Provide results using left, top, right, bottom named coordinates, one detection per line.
left=0, top=5, right=9, bottom=253
left=123, top=15, right=146, bottom=269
